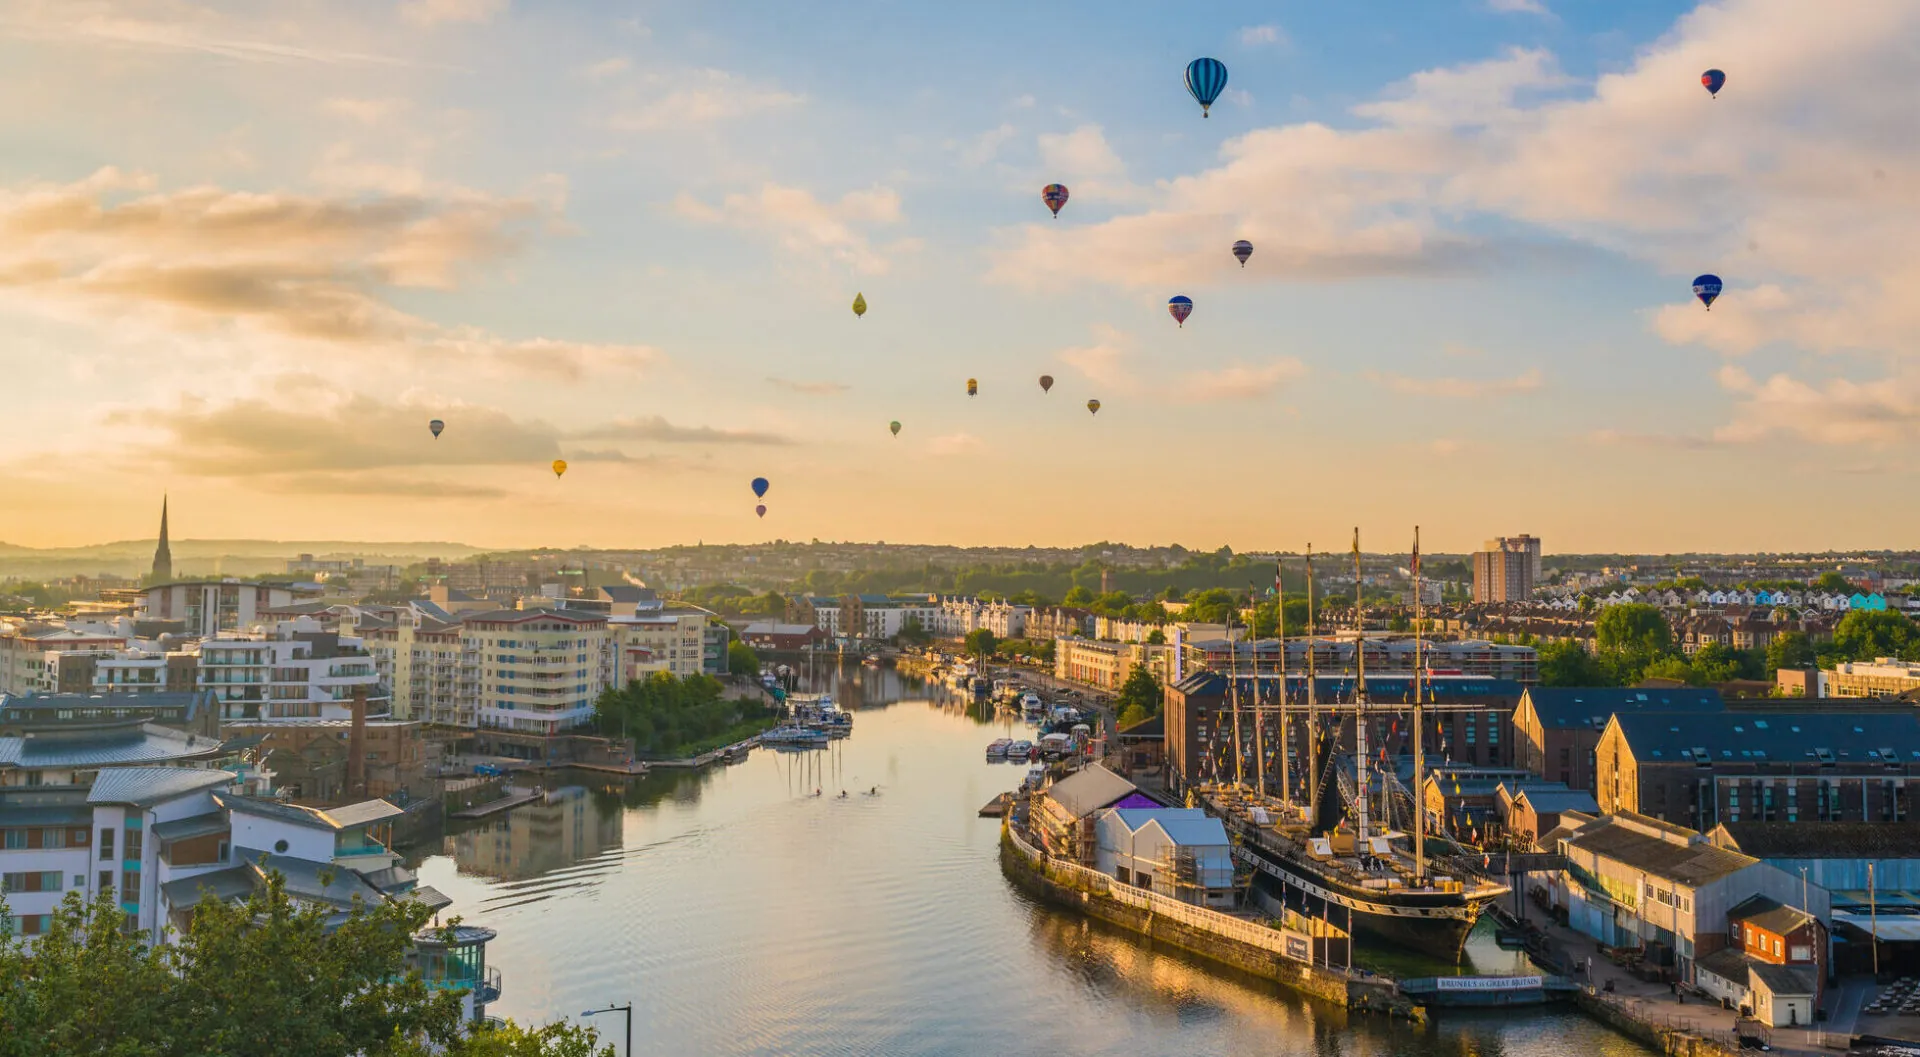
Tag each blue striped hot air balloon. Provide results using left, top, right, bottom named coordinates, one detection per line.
left=1185, top=58, right=1228, bottom=118
left=1692, top=274, right=1723, bottom=311
left=1168, top=295, right=1193, bottom=327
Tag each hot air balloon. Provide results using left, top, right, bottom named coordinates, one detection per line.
left=889, top=420, right=901, bottom=436
left=751, top=477, right=770, bottom=499
left=966, top=378, right=978, bottom=397
left=1232, top=240, right=1253, bottom=268
left=1701, top=69, right=1725, bottom=98
left=1168, top=295, right=1193, bottom=327
left=1038, top=375, right=1053, bottom=393
left=1042, top=183, right=1069, bottom=218
left=1086, top=399, right=1101, bottom=415
left=1692, top=274, right=1723, bottom=310
left=851, top=293, right=867, bottom=318
left=1185, top=58, right=1228, bottom=118
left=755, top=504, right=767, bottom=519
left=429, top=419, right=444, bottom=439
left=552, top=460, right=567, bottom=478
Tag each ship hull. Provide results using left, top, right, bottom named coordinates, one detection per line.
left=1242, top=852, right=1489, bottom=962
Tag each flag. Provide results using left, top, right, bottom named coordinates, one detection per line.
left=1411, top=530, right=1420, bottom=579
left=1276, top=558, right=1284, bottom=594
left=1351, top=527, right=1360, bottom=557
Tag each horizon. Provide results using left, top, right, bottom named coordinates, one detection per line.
left=3, top=1, right=1916, bottom=552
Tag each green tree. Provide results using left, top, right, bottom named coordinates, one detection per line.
left=1537, top=639, right=1614, bottom=687
left=1118, top=704, right=1150, bottom=728
left=1766, top=630, right=1817, bottom=673
left=1640, top=655, right=1700, bottom=685
left=1145, top=629, right=1166, bottom=645
left=727, top=640, right=760, bottom=676
left=1114, top=666, right=1163, bottom=717
left=1830, top=609, right=1919, bottom=662
left=1816, top=571, right=1852, bottom=592
left=964, top=628, right=998, bottom=658
left=1690, top=642, right=1763, bottom=683
left=1595, top=604, right=1674, bottom=654
left=0, top=882, right=614, bottom=1057
left=895, top=614, right=932, bottom=645
left=1063, top=585, right=1095, bottom=606
left=1181, top=588, right=1237, bottom=625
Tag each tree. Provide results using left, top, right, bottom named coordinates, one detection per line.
left=1578, top=594, right=1596, bottom=615
left=0, top=882, right=615, bottom=1057
left=727, top=640, right=760, bottom=676
left=1063, top=586, right=1094, bottom=606
left=1816, top=571, right=1852, bottom=592
left=1117, top=704, right=1150, bottom=728
left=1181, top=588, right=1237, bottom=625
left=1145, top=629, right=1166, bottom=645
left=1830, top=610, right=1918, bottom=662
left=1537, top=640, right=1614, bottom=687
left=1766, top=630, right=1816, bottom=673
left=1640, top=656, right=1699, bottom=685
left=896, top=614, right=932, bottom=646
left=1595, top=604, right=1673, bottom=655
left=1114, top=666, right=1163, bottom=717
left=964, top=628, right=998, bottom=658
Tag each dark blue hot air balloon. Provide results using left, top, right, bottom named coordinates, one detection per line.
left=1701, top=69, right=1725, bottom=98
left=1692, top=274, right=1723, bottom=310
left=1168, top=295, right=1193, bottom=327
left=428, top=419, right=444, bottom=439
left=1185, top=58, right=1228, bottom=118
left=750, top=477, right=770, bottom=499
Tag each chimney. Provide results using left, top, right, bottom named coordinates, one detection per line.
left=347, top=686, right=368, bottom=800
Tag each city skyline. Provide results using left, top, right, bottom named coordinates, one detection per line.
left=2, top=0, right=1915, bottom=553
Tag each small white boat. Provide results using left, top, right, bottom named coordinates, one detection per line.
left=1007, top=740, right=1033, bottom=759
left=987, top=738, right=1012, bottom=757
left=1020, top=692, right=1044, bottom=715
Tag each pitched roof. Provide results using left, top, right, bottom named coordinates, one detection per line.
left=1730, top=894, right=1815, bottom=936
left=1116, top=713, right=1164, bottom=739
left=599, top=586, right=659, bottom=605
left=0, top=725, right=225, bottom=768
left=1565, top=820, right=1756, bottom=886
left=0, top=690, right=215, bottom=714
left=1697, top=946, right=1755, bottom=984
left=1514, top=788, right=1600, bottom=815
left=1521, top=687, right=1725, bottom=730
left=1750, top=962, right=1817, bottom=996
left=1111, top=807, right=1230, bottom=847
left=151, top=811, right=231, bottom=842
left=1042, top=765, right=1138, bottom=818
left=160, top=864, right=255, bottom=907
left=88, top=767, right=235, bottom=806
left=213, top=793, right=404, bottom=831
left=1612, top=709, right=1920, bottom=764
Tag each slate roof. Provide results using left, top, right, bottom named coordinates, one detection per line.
left=213, top=792, right=404, bottom=831
left=0, top=725, right=225, bottom=768
left=0, top=690, right=214, bottom=715
left=1730, top=894, right=1816, bottom=936
left=1713, top=821, right=1920, bottom=859
left=1565, top=820, right=1757, bottom=886
left=1613, top=709, right=1920, bottom=764
left=1513, top=788, right=1600, bottom=815
left=599, top=586, right=660, bottom=606
left=88, top=767, right=235, bottom=806
left=1750, top=962, right=1817, bottom=997
left=160, top=865, right=255, bottom=907
left=1697, top=946, right=1755, bottom=984
left=1116, top=713, right=1164, bottom=739
left=1042, top=765, right=1138, bottom=818
left=151, top=811, right=231, bottom=842
left=1521, top=687, right=1725, bottom=730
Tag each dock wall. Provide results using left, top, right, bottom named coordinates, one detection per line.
left=998, top=825, right=1416, bottom=1018
left=1574, top=991, right=1744, bottom=1057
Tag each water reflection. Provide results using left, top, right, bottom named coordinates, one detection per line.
left=405, top=667, right=1651, bottom=1057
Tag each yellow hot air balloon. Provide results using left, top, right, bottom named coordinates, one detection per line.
left=1087, top=399, right=1101, bottom=415
left=966, top=378, right=978, bottom=397
left=851, top=292, right=867, bottom=318
left=552, top=459, right=568, bottom=478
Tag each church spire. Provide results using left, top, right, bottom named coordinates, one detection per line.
left=152, top=495, right=173, bottom=583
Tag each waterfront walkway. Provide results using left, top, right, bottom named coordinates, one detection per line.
left=451, top=788, right=541, bottom=819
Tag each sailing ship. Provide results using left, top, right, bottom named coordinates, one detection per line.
left=1195, top=528, right=1508, bottom=961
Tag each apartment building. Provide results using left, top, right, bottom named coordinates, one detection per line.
left=196, top=626, right=385, bottom=722
left=361, top=612, right=470, bottom=726
left=1473, top=536, right=1539, bottom=604
left=1594, top=709, right=1920, bottom=826
left=1824, top=658, right=1920, bottom=699
left=463, top=609, right=611, bottom=736
left=137, top=581, right=300, bottom=637
left=610, top=609, right=711, bottom=682
left=0, top=623, right=130, bottom=695
left=93, top=650, right=200, bottom=695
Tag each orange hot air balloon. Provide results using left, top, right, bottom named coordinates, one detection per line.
left=552, top=460, right=568, bottom=478
left=966, top=378, right=978, bottom=397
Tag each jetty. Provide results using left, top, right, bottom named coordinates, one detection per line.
left=451, top=789, right=541, bottom=819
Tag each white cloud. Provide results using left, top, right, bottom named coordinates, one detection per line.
left=1712, top=365, right=1920, bottom=447
left=960, top=123, right=1017, bottom=167
left=1366, top=367, right=1543, bottom=399
left=1, top=0, right=415, bottom=65
left=398, top=0, right=507, bottom=28
left=927, top=432, right=984, bottom=456
left=1486, top=0, right=1550, bottom=14
left=606, top=69, right=801, bottom=131
left=581, top=57, right=630, bottom=80
left=1057, top=325, right=1141, bottom=393
left=1038, top=124, right=1124, bottom=177
left=1239, top=24, right=1286, bottom=47
left=1176, top=360, right=1308, bottom=402
left=674, top=183, right=906, bottom=274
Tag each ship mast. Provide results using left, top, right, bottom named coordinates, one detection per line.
left=1276, top=558, right=1288, bottom=807
left=1352, top=527, right=1368, bottom=845
left=1412, top=525, right=1426, bottom=885
left=1229, top=602, right=1244, bottom=790
left=1251, top=580, right=1265, bottom=799
left=1305, top=544, right=1318, bottom=815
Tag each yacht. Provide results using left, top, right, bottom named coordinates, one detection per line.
left=986, top=738, right=1013, bottom=758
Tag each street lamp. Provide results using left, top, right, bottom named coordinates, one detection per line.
left=582, top=1002, right=632, bottom=1057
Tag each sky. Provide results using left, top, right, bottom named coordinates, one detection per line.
left=0, top=0, right=1915, bottom=555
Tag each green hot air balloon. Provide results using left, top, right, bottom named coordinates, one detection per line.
left=851, top=292, right=867, bottom=318
left=889, top=421, right=901, bottom=437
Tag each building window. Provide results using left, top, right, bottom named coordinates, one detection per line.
left=124, top=828, right=142, bottom=860
left=98, top=829, right=113, bottom=859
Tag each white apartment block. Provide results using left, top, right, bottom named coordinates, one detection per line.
left=612, top=610, right=710, bottom=683
left=0, top=623, right=129, bottom=695
left=362, top=612, right=471, bottom=726
left=196, top=625, right=385, bottom=722
left=930, top=598, right=1029, bottom=640
left=137, top=581, right=300, bottom=638
left=463, top=609, right=610, bottom=736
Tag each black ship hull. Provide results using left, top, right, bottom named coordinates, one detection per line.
left=1225, top=816, right=1500, bottom=963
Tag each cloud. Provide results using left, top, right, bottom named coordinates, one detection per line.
left=1486, top=0, right=1550, bottom=14
left=572, top=415, right=791, bottom=446
left=1589, top=428, right=1722, bottom=451
left=1, top=1, right=417, bottom=65
left=0, top=168, right=643, bottom=378
left=959, top=123, right=1017, bottom=167
left=606, top=69, right=801, bottom=131
left=398, top=0, right=507, bottom=27
left=767, top=377, right=849, bottom=396
left=1057, top=325, right=1141, bottom=393
left=1176, top=359, right=1308, bottom=402
left=1711, top=365, right=1920, bottom=447
left=1035, top=125, right=1145, bottom=203
left=255, top=474, right=508, bottom=499
left=1239, top=24, right=1286, bottom=47
left=1366, top=367, right=1543, bottom=398
left=322, top=97, right=407, bottom=124
left=581, top=56, right=629, bottom=80
left=1351, top=47, right=1569, bottom=128
left=927, top=432, right=984, bottom=456
left=674, top=183, right=906, bottom=274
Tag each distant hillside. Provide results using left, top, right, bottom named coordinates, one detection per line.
left=0, top=539, right=487, bottom=580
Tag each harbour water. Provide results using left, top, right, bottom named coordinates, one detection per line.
left=411, top=666, right=1651, bottom=1056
